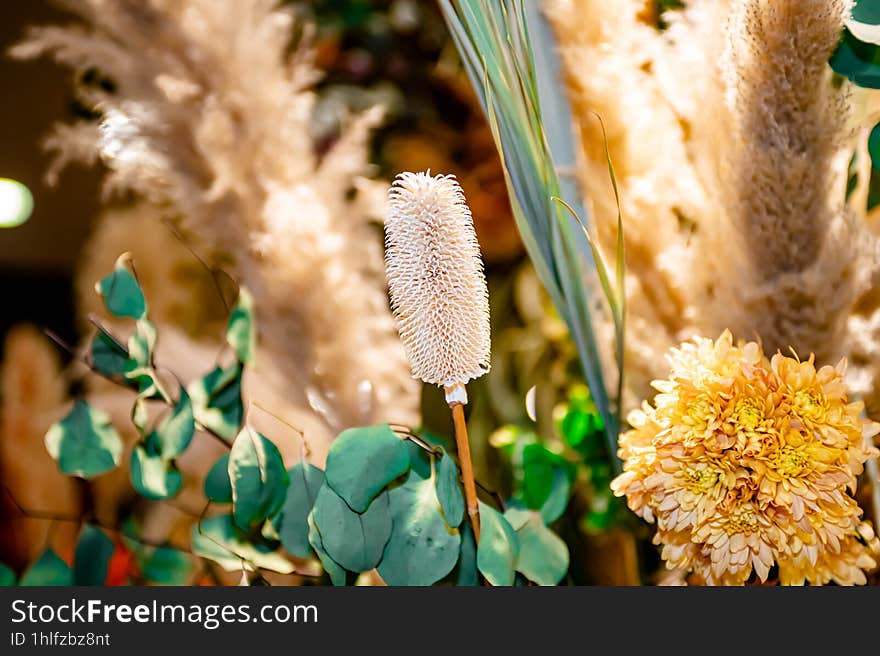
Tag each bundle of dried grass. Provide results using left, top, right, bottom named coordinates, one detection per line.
left=546, top=0, right=880, bottom=409
left=10, top=0, right=420, bottom=459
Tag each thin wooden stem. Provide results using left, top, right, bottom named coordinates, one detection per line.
left=450, top=402, right=480, bottom=542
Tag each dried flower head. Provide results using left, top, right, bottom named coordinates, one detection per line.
left=612, top=330, right=880, bottom=585
left=385, top=172, right=490, bottom=396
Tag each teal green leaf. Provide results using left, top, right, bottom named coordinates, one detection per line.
left=324, top=424, right=409, bottom=513
left=188, top=364, right=244, bottom=440
left=229, top=429, right=289, bottom=532
left=204, top=454, right=232, bottom=503
left=435, top=450, right=464, bottom=528
left=20, top=549, right=73, bottom=586
left=274, top=462, right=324, bottom=559
left=377, top=470, right=461, bottom=586
left=869, top=123, right=880, bottom=172
left=476, top=501, right=519, bottom=587
left=849, top=0, right=880, bottom=45
left=455, top=522, right=479, bottom=586
left=226, top=288, right=256, bottom=363
left=96, top=258, right=146, bottom=319
left=90, top=331, right=129, bottom=379
left=539, top=467, right=571, bottom=524
left=0, top=563, right=16, bottom=586
left=147, top=389, right=194, bottom=460
left=191, top=515, right=293, bottom=574
left=831, top=29, right=880, bottom=88
left=311, top=484, right=391, bottom=572
left=130, top=445, right=182, bottom=500
left=45, top=400, right=123, bottom=478
left=73, top=525, right=114, bottom=586
left=307, top=511, right=347, bottom=586
left=507, top=509, right=569, bottom=586
left=141, top=547, right=192, bottom=585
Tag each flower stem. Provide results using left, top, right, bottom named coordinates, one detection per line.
left=450, top=401, right=480, bottom=542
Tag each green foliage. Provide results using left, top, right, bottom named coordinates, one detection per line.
left=90, top=331, right=129, bottom=379
left=226, top=289, right=256, bottom=363
left=20, top=549, right=73, bottom=586
left=377, top=470, right=461, bottom=586
left=455, top=523, right=479, bottom=586
left=96, top=256, right=146, bottom=319
left=188, top=364, right=244, bottom=440
left=45, top=400, right=123, bottom=478
left=229, top=429, right=289, bottom=532
left=140, top=547, right=192, bottom=585
left=307, top=513, right=347, bottom=586
left=130, top=445, right=183, bottom=500
left=73, top=525, right=114, bottom=586
left=0, top=563, right=17, bottom=586
left=435, top=450, right=465, bottom=527
left=274, top=462, right=324, bottom=558
left=310, top=484, right=391, bottom=572
left=205, top=454, right=233, bottom=503
left=148, top=390, right=195, bottom=460
left=476, top=501, right=520, bottom=586
left=191, top=515, right=293, bottom=574
left=505, top=508, right=569, bottom=586
left=324, top=424, right=410, bottom=513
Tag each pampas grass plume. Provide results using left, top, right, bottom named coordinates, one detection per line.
left=385, top=171, right=490, bottom=402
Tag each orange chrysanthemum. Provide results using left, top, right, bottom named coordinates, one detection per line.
left=612, top=331, right=880, bottom=585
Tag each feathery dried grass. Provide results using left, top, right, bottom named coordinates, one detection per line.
left=546, top=0, right=880, bottom=408
left=10, top=0, right=419, bottom=446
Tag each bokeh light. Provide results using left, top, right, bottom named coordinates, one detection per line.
left=0, top=178, right=34, bottom=228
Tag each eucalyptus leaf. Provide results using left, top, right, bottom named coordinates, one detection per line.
left=307, top=512, right=347, bottom=586
left=188, top=364, right=244, bottom=440
left=229, top=429, right=289, bottom=531
left=191, top=514, right=293, bottom=574
left=509, top=510, right=569, bottom=586
left=435, top=450, right=464, bottom=528
left=324, top=424, right=409, bottom=513
left=0, top=563, right=15, bottom=586
left=274, top=462, right=324, bottom=558
left=91, top=331, right=129, bottom=379
left=311, top=484, right=391, bottom=572
left=96, top=258, right=146, bottom=319
left=73, top=525, right=114, bottom=586
left=455, top=522, right=479, bottom=586
left=476, top=501, right=519, bottom=586
left=141, top=547, right=192, bottom=585
left=539, top=467, right=571, bottom=524
left=45, top=400, right=123, bottom=478
left=227, top=288, right=256, bottom=363
left=130, top=445, right=182, bottom=500
left=831, top=29, right=880, bottom=88
left=20, top=549, right=73, bottom=586
left=148, top=388, right=194, bottom=459
left=205, top=454, right=232, bottom=503
left=377, top=471, right=461, bottom=586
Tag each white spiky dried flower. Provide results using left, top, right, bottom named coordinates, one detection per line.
left=385, top=171, right=491, bottom=404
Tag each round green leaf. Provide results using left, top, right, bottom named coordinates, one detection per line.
left=188, top=364, right=244, bottom=440
left=229, top=429, right=289, bottom=531
left=455, top=522, right=479, bottom=586
left=849, top=0, right=880, bottom=44
left=307, top=511, right=347, bottom=586
left=73, top=525, right=114, bottom=585
left=91, top=331, right=129, bottom=379
left=476, top=502, right=519, bottom=587
left=226, top=288, right=256, bottom=363
left=130, top=445, right=182, bottom=500
left=0, top=563, right=17, bottom=586
left=45, top=400, right=123, bottom=478
left=831, top=29, right=880, bottom=88
left=539, top=467, right=571, bottom=524
left=325, top=424, right=410, bottom=513
left=141, top=547, right=192, bottom=585
left=519, top=443, right=557, bottom=510
left=148, top=388, right=194, bottom=459
left=96, top=259, right=146, bottom=319
left=191, top=514, right=293, bottom=574
left=377, top=471, right=461, bottom=586
left=508, top=510, right=569, bottom=586
left=274, top=462, right=325, bottom=558
left=435, top=450, right=464, bottom=528
left=205, top=454, right=232, bottom=503
left=20, top=549, right=73, bottom=586
left=311, top=484, right=391, bottom=572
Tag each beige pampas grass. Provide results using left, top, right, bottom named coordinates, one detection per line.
left=385, top=171, right=491, bottom=403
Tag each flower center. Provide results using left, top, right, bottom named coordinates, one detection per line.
left=684, top=466, right=719, bottom=493
left=774, top=445, right=808, bottom=478
left=733, top=398, right=763, bottom=431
